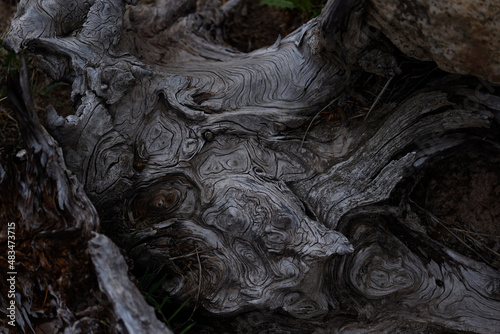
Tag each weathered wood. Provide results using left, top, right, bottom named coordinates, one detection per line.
left=89, top=233, right=173, bottom=334
left=3, top=0, right=500, bottom=332
left=0, top=60, right=172, bottom=333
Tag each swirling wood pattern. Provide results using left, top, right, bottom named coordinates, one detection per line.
left=3, top=0, right=500, bottom=332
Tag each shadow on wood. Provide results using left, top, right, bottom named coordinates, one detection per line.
left=2, top=0, right=500, bottom=332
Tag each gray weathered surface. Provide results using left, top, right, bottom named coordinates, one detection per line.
left=366, top=0, right=500, bottom=82
left=89, top=233, right=174, bottom=334
left=3, top=0, right=500, bottom=332
left=0, top=60, right=172, bottom=333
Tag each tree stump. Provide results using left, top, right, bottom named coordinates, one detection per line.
left=2, top=0, right=500, bottom=332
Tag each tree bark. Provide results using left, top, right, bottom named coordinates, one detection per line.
left=2, top=0, right=500, bottom=332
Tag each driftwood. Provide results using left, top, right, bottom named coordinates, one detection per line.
left=2, top=0, right=500, bottom=332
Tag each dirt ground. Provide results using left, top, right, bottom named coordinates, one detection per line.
left=0, top=0, right=20, bottom=147
left=224, top=1, right=310, bottom=52
left=0, top=0, right=15, bottom=34
left=412, top=149, right=500, bottom=269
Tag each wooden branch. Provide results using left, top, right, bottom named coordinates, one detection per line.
left=89, top=233, right=173, bottom=334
